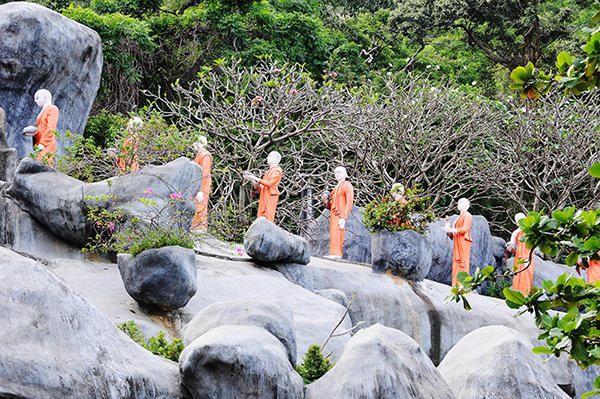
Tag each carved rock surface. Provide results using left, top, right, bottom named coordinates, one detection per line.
left=305, top=324, right=455, bottom=399
left=244, top=217, right=310, bottom=264
left=371, top=229, right=432, bottom=281
left=7, top=157, right=202, bottom=246
left=0, top=2, right=103, bottom=157
left=180, top=325, right=303, bottom=399
left=306, top=206, right=372, bottom=263
left=181, top=300, right=297, bottom=365
left=118, top=245, right=197, bottom=309
left=0, top=246, right=182, bottom=399
left=425, top=215, right=496, bottom=285
left=438, top=325, right=570, bottom=399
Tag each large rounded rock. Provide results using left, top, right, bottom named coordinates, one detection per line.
left=244, top=217, right=310, bottom=264
left=180, top=325, right=304, bottom=399
left=371, top=229, right=432, bottom=281
left=425, top=215, right=496, bottom=285
left=7, top=157, right=203, bottom=246
left=181, top=300, right=297, bottom=365
left=438, top=325, right=570, bottom=399
left=118, top=245, right=197, bottom=309
left=306, top=206, right=372, bottom=263
left=305, top=323, right=455, bottom=399
left=0, top=2, right=103, bottom=157
left=0, top=247, right=181, bottom=398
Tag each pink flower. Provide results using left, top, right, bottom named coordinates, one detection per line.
left=108, top=222, right=114, bottom=232
left=170, top=192, right=183, bottom=200
left=252, top=96, right=264, bottom=106
left=330, top=72, right=338, bottom=78
left=323, top=69, right=327, bottom=73
left=290, top=89, right=298, bottom=95
left=272, top=68, right=282, bottom=75
left=96, top=221, right=101, bottom=227
left=144, top=188, right=153, bottom=196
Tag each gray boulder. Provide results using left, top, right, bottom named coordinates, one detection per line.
left=371, top=229, right=432, bottom=281
left=305, top=323, right=455, bottom=399
left=244, top=217, right=310, bottom=264
left=0, top=107, right=18, bottom=181
left=315, top=288, right=348, bottom=308
left=438, top=325, right=570, bottom=399
left=425, top=215, right=496, bottom=285
left=0, top=246, right=182, bottom=399
left=181, top=300, right=297, bottom=365
left=7, top=157, right=202, bottom=246
left=306, top=206, right=372, bottom=263
left=118, top=245, right=197, bottom=309
left=180, top=325, right=303, bottom=399
left=0, top=2, right=103, bottom=157
left=491, top=235, right=507, bottom=269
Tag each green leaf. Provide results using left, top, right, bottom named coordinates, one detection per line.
left=581, top=391, right=600, bottom=399
left=532, top=346, right=553, bottom=354
left=565, top=252, right=579, bottom=266
left=503, top=288, right=526, bottom=306
left=552, top=210, right=570, bottom=223
left=590, top=162, right=600, bottom=178
left=510, top=66, right=532, bottom=83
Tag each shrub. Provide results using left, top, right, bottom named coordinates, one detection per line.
left=295, top=344, right=334, bottom=384
left=362, top=186, right=436, bottom=234
left=84, top=110, right=127, bottom=147
left=118, top=320, right=184, bottom=361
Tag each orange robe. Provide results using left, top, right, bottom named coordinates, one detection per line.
left=191, top=149, right=213, bottom=230
left=511, top=229, right=535, bottom=295
left=256, top=165, right=282, bottom=222
left=326, top=180, right=354, bottom=257
left=35, top=105, right=59, bottom=167
left=587, top=258, right=600, bottom=284
left=118, top=132, right=139, bottom=173
left=451, top=211, right=472, bottom=286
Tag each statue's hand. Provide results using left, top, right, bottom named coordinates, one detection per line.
left=338, top=218, right=346, bottom=230
left=196, top=191, right=204, bottom=202
left=36, top=144, right=44, bottom=151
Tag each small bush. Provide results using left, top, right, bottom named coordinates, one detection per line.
left=481, top=278, right=512, bottom=299
left=128, top=228, right=194, bottom=257
left=295, top=344, right=334, bottom=384
left=84, top=110, right=127, bottom=147
left=362, top=186, right=436, bottom=234
left=118, top=320, right=184, bottom=362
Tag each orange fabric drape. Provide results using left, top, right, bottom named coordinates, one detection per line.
left=511, top=229, right=535, bottom=295
left=326, top=180, right=354, bottom=256
left=35, top=105, right=59, bottom=167
left=191, top=149, right=213, bottom=230
left=451, top=211, right=473, bottom=286
left=587, top=258, right=600, bottom=284
left=256, top=165, right=282, bottom=222
left=118, top=132, right=139, bottom=173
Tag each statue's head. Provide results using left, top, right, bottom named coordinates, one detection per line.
left=391, top=183, right=405, bottom=200
left=514, top=212, right=526, bottom=225
left=457, top=197, right=470, bottom=212
left=34, top=89, right=52, bottom=107
left=193, top=135, right=208, bottom=152
left=127, top=116, right=143, bottom=130
left=334, top=166, right=347, bottom=182
left=267, top=150, right=281, bottom=167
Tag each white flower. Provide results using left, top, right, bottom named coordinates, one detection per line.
left=471, top=81, right=477, bottom=86
left=426, top=65, right=431, bottom=69
left=405, top=58, right=410, bottom=62
left=463, top=66, right=468, bottom=70
left=436, top=65, right=440, bottom=70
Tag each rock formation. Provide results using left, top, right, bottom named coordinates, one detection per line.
left=305, top=324, right=455, bottom=399
left=244, top=217, right=310, bottom=264
left=180, top=325, right=304, bottom=399
left=6, top=157, right=203, bottom=245
left=118, top=246, right=197, bottom=309
left=0, top=2, right=103, bottom=157
left=438, top=325, right=570, bottom=399
left=371, top=229, right=432, bottom=281
left=0, top=107, right=18, bottom=181
left=0, top=247, right=182, bottom=399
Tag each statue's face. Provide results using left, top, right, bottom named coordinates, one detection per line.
left=267, top=152, right=279, bottom=166
left=34, top=92, right=46, bottom=107
left=334, top=168, right=346, bottom=182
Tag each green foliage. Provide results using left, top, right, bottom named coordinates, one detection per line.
left=90, top=0, right=162, bottom=16
left=128, top=227, right=194, bottom=256
left=295, top=344, right=334, bottom=384
left=480, top=278, right=512, bottom=300
left=509, top=62, right=552, bottom=100
left=362, top=186, right=436, bottom=234
left=84, top=110, right=128, bottom=147
left=118, top=320, right=184, bottom=361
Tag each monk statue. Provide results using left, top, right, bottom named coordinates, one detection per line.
left=322, top=166, right=354, bottom=260
left=190, top=136, right=213, bottom=231
left=118, top=116, right=142, bottom=173
left=505, top=212, right=535, bottom=294
left=244, top=151, right=283, bottom=222
left=577, top=254, right=600, bottom=284
left=23, top=89, right=58, bottom=167
left=391, top=183, right=408, bottom=205
left=441, top=197, right=472, bottom=286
